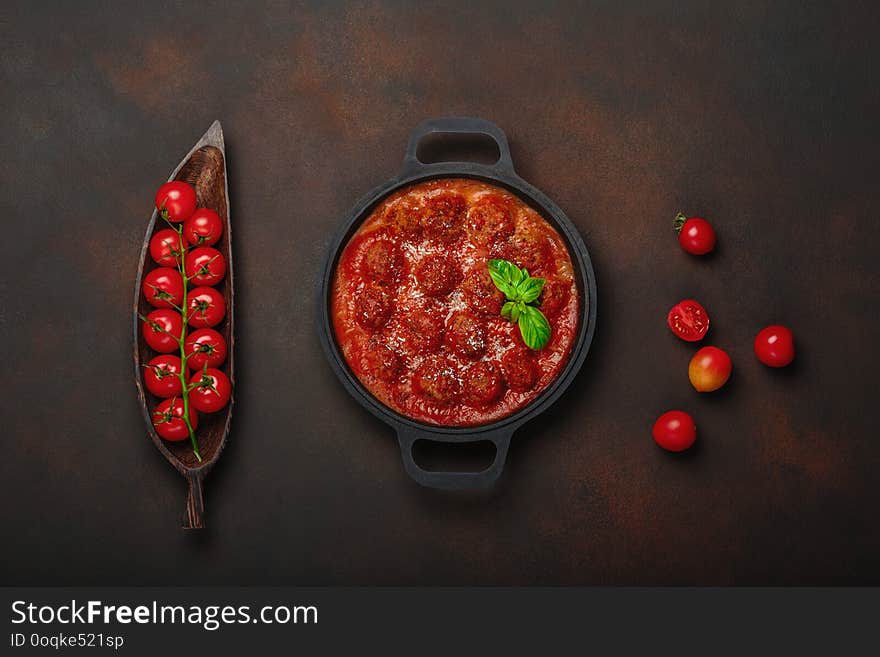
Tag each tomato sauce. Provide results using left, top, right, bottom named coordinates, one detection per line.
left=331, top=178, right=580, bottom=427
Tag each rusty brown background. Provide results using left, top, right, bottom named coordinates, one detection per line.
left=1, top=0, right=878, bottom=585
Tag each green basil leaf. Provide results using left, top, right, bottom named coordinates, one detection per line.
left=489, top=259, right=526, bottom=300
left=510, top=265, right=525, bottom=287
left=516, top=276, right=545, bottom=304
left=500, top=301, right=516, bottom=321
left=518, top=305, right=551, bottom=350
left=488, top=261, right=516, bottom=298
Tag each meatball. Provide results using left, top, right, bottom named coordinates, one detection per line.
left=403, top=307, right=443, bottom=353
left=383, top=199, right=422, bottom=237
left=414, top=356, right=461, bottom=405
left=354, top=283, right=393, bottom=330
left=501, top=350, right=539, bottom=392
left=538, top=278, right=570, bottom=318
left=415, top=255, right=462, bottom=297
left=444, top=310, right=487, bottom=359
left=360, top=238, right=403, bottom=283
left=462, top=361, right=504, bottom=407
left=507, top=225, right=552, bottom=274
left=461, top=268, right=505, bottom=315
left=466, top=195, right=515, bottom=247
left=421, top=192, right=466, bottom=243
left=361, top=341, right=402, bottom=383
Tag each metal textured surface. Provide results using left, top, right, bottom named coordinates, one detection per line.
left=1, top=0, right=878, bottom=584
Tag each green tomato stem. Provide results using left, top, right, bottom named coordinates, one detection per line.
left=170, top=221, right=201, bottom=462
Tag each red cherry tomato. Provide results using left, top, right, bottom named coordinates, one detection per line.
left=652, top=410, right=697, bottom=452
left=183, top=208, right=223, bottom=246
left=754, top=325, right=795, bottom=367
left=152, top=397, right=198, bottom=441
left=667, top=299, right=710, bottom=342
left=149, top=229, right=185, bottom=267
left=688, top=346, right=732, bottom=392
left=142, top=267, right=184, bottom=309
left=186, top=286, right=226, bottom=328
left=188, top=368, right=232, bottom=413
left=155, top=181, right=197, bottom=222
left=674, top=213, right=716, bottom=255
left=141, top=309, right=183, bottom=353
left=185, top=247, right=226, bottom=286
left=143, top=355, right=183, bottom=398
left=185, top=328, right=227, bottom=370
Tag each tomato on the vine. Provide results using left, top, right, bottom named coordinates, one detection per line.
left=674, top=213, right=716, bottom=255
left=754, top=325, right=795, bottom=367
left=183, top=208, right=223, bottom=246
left=667, top=299, right=710, bottom=342
left=149, top=229, right=185, bottom=267
left=652, top=410, right=697, bottom=452
left=141, top=309, right=183, bottom=353
left=185, top=328, right=227, bottom=370
left=688, top=346, right=732, bottom=392
left=142, top=267, right=184, bottom=309
left=144, top=355, right=183, bottom=398
left=185, top=247, right=226, bottom=286
left=186, top=286, right=226, bottom=328
left=155, top=181, right=197, bottom=222
left=189, top=367, right=232, bottom=413
left=152, top=397, right=198, bottom=441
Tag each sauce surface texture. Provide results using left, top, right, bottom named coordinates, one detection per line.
left=331, top=178, right=580, bottom=426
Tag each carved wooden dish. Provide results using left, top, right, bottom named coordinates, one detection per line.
left=132, top=121, right=234, bottom=528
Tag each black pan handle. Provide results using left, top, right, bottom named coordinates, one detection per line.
left=401, top=117, right=516, bottom=177
left=396, top=427, right=513, bottom=490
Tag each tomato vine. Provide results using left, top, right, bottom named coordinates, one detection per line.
left=159, top=207, right=202, bottom=462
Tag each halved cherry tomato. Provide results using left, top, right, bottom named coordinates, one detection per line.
left=155, top=181, right=197, bottom=222
left=143, top=355, right=183, bottom=398
left=688, top=346, right=732, bottom=392
left=652, top=410, right=697, bottom=452
left=142, top=267, right=184, bottom=309
left=183, top=208, right=223, bottom=246
left=186, top=286, right=226, bottom=328
left=667, top=299, right=710, bottom=342
left=188, top=367, right=232, bottom=413
left=149, top=229, right=185, bottom=267
left=141, top=309, right=183, bottom=353
left=185, top=247, right=226, bottom=286
left=152, top=397, right=198, bottom=441
left=674, top=213, right=716, bottom=255
left=754, top=325, right=795, bottom=367
left=185, top=328, right=227, bottom=370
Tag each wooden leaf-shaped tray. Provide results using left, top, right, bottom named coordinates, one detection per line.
left=132, top=121, right=234, bottom=528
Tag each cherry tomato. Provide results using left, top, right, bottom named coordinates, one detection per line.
left=155, top=181, right=197, bottom=222
left=152, top=397, right=198, bottom=441
left=754, top=325, right=795, bottom=367
left=186, top=286, right=226, bottom=328
left=143, top=355, right=183, bottom=398
left=688, top=346, right=732, bottom=392
left=149, top=229, right=185, bottom=267
left=183, top=208, right=223, bottom=246
left=185, top=247, right=226, bottom=286
left=674, top=213, right=716, bottom=255
left=141, top=309, right=183, bottom=353
left=667, top=299, right=710, bottom=342
left=189, top=367, right=232, bottom=413
left=185, top=328, right=227, bottom=370
left=652, top=410, right=697, bottom=452
left=142, top=267, right=184, bottom=309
